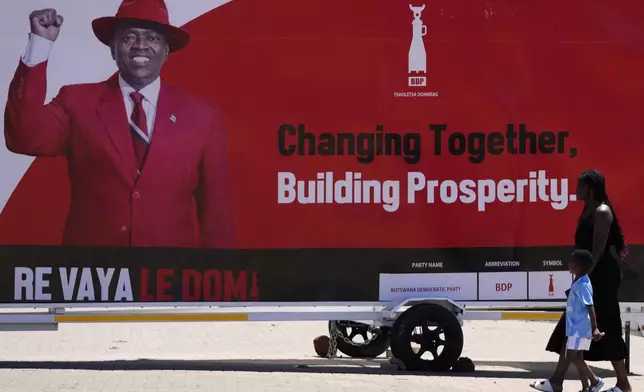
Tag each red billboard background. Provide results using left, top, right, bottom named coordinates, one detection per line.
left=1, top=0, right=643, bottom=250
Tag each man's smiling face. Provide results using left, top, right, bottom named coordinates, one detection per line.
left=111, top=20, right=169, bottom=89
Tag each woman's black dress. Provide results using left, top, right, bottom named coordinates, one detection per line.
left=544, top=207, right=627, bottom=361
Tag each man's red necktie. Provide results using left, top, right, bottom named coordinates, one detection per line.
left=130, top=91, right=149, bottom=171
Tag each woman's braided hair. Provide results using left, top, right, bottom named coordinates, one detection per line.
left=579, top=169, right=628, bottom=260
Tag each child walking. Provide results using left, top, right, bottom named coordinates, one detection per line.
left=566, top=249, right=605, bottom=392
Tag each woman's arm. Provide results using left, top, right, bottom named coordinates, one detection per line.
left=590, top=204, right=613, bottom=272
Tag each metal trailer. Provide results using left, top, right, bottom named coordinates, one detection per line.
left=0, top=299, right=642, bottom=373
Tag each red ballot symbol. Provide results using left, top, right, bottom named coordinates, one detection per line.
left=548, top=274, right=555, bottom=296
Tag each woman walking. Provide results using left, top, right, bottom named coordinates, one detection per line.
left=531, top=169, right=632, bottom=392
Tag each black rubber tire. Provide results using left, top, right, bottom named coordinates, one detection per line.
left=389, top=303, right=464, bottom=372
left=330, top=321, right=391, bottom=358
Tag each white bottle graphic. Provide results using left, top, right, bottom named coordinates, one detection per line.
left=408, top=4, right=427, bottom=87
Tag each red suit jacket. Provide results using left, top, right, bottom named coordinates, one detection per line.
left=4, top=60, right=235, bottom=248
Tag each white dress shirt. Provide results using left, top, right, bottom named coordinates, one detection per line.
left=22, top=33, right=160, bottom=140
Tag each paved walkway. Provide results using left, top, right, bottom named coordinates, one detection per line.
left=0, top=318, right=642, bottom=391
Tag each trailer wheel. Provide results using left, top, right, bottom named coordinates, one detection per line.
left=329, top=320, right=391, bottom=358
left=389, top=303, right=463, bottom=372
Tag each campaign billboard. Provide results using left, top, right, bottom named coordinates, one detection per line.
left=0, top=0, right=642, bottom=305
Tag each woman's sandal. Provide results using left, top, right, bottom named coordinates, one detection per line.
left=530, top=380, right=562, bottom=392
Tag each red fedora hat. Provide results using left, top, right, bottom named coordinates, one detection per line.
left=91, top=0, right=190, bottom=52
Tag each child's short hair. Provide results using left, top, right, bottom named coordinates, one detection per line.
left=572, top=249, right=594, bottom=272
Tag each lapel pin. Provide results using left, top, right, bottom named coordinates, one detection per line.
left=170, top=114, right=176, bottom=123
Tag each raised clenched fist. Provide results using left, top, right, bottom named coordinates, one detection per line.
left=29, top=9, right=64, bottom=42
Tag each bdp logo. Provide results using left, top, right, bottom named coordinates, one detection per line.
left=408, top=4, right=427, bottom=87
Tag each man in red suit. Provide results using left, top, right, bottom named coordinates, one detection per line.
left=4, top=0, right=235, bottom=248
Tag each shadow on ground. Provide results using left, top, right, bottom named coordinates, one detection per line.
left=0, top=358, right=636, bottom=379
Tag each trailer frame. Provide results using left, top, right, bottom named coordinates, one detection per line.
left=0, top=298, right=641, bottom=372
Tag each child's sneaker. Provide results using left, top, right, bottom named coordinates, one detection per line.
left=589, top=377, right=605, bottom=392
